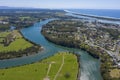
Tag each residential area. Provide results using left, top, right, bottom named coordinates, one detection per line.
left=42, top=19, right=120, bottom=68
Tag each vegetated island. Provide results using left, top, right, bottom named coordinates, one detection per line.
left=0, top=30, right=42, bottom=60
left=0, top=52, right=80, bottom=80
left=41, top=19, right=120, bottom=80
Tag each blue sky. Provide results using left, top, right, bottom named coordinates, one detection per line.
left=0, top=0, right=120, bottom=9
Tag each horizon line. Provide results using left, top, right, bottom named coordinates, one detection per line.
left=0, top=6, right=120, bottom=10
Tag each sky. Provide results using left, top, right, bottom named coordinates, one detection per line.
left=0, top=0, right=120, bottom=9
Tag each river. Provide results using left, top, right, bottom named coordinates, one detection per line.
left=0, top=19, right=102, bottom=80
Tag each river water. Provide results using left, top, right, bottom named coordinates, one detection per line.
left=0, top=19, right=102, bottom=80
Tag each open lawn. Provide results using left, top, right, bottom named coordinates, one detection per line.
left=0, top=52, right=79, bottom=80
left=0, top=32, right=10, bottom=37
left=110, top=69, right=120, bottom=78
left=0, top=38, right=33, bottom=52
left=0, top=31, right=10, bottom=42
left=0, top=30, right=33, bottom=52
left=19, top=16, right=30, bottom=21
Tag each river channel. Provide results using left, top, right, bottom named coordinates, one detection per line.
left=0, top=19, right=102, bottom=80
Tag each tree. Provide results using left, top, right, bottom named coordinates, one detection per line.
left=64, top=72, right=71, bottom=78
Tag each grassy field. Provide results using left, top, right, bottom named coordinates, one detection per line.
left=0, top=31, right=10, bottom=43
left=0, top=52, right=79, bottom=80
left=19, top=16, right=30, bottom=21
left=0, top=32, right=10, bottom=37
left=0, top=32, right=10, bottom=42
left=0, top=39, right=33, bottom=52
left=0, top=30, right=33, bottom=52
left=110, top=69, right=120, bottom=78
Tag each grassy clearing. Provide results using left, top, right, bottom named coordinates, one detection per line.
left=0, top=32, right=10, bottom=37
left=110, top=69, right=120, bottom=78
left=19, top=16, right=30, bottom=21
left=57, top=53, right=78, bottom=80
left=0, top=31, right=10, bottom=42
left=0, top=30, right=33, bottom=52
left=0, top=52, right=79, bottom=80
left=0, top=39, right=33, bottom=52
left=0, top=39, right=3, bottom=42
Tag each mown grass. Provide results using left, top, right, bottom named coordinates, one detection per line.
left=0, top=39, right=33, bottom=52
left=0, top=30, right=33, bottom=52
left=0, top=52, right=79, bottom=80
left=57, top=53, right=78, bottom=80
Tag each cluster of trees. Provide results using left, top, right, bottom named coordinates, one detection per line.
left=99, top=27, right=120, bottom=39
left=0, top=24, right=9, bottom=31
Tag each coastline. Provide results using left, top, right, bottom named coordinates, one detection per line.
left=64, top=10, right=120, bottom=21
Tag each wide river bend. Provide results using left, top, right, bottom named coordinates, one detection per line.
left=0, top=19, right=102, bottom=80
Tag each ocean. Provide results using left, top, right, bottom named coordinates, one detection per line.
left=67, top=9, right=120, bottom=19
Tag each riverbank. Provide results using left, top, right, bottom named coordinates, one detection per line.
left=19, top=30, right=42, bottom=48
left=0, top=30, right=42, bottom=60
left=0, top=52, right=79, bottom=80
left=42, top=33, right=114, bottom=78
left=0, top=19, right=105, bottom=80
left=41, top=20, right=120, bottom=80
